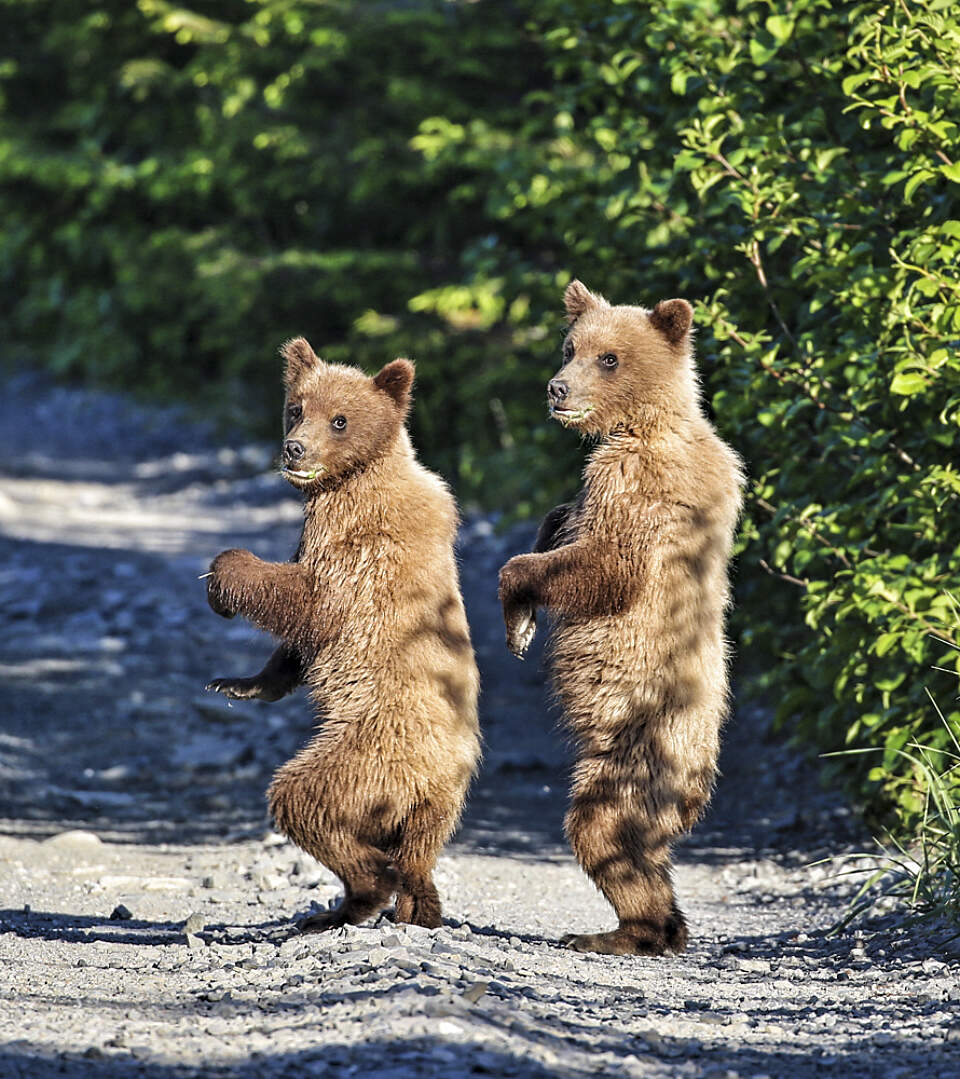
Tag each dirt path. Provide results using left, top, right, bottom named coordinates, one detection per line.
left=0, top=373, right=957, bottom=1078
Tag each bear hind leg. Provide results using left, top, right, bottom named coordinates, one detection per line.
left=299, top=839, right=399, bottom=933
left=390, top=801, right=451, bottom=930
left=563, top=771, right=688, bottom=956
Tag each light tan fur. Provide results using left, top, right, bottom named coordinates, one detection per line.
left=499, top=282, right=744, bottom=955
left=207, top=342, right=480, bottom=930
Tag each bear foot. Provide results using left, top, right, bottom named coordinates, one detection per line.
left=562, top=914, right=688, bottom=956
left=297, top=909, right=347, bottom=934
left=395, top=890, right=442, bottom=929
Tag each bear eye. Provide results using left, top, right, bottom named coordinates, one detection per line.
left=286, top=403, right=303, bottom=424
left=331, top=414, right=347, bottom=432
left=562, top=339, right=574, bottom=363
left=599, top=352, right=619, bottom=369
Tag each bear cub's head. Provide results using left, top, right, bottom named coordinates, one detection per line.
left=278, top=337, right=414, bottom=490
left=549, top=280, right=698, bottom=436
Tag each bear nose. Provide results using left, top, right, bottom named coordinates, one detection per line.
left=548, top=379, right=569, bottom=405
left=283, top=439, right=305, bottom=462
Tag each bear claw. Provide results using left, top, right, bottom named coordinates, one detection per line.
left=206, top=677, right=262, bottom=700
left=506, top=608, right=537, bottom=658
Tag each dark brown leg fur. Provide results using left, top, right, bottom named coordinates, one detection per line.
left=270, top=768, right=401, bottom=933
left=394, top=871, right=442, bottom=929
left=299, top=847, right=399, bottom=934
left=389, top=802, right=448, bottom=929
left=563, top=772, right=689, bottom=956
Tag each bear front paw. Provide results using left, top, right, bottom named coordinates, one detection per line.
left=505, top=605, right=537, bottom=659
left=206, top=548, right=257, bottom=619
left=206, top=676, right=261, bottom=700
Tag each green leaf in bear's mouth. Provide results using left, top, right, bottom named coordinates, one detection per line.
left=281, top=465, right=327, bottom=480
left=551, top=406, right=595, bottom=424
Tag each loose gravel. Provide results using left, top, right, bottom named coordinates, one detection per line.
left=0, top=371, right=958, bottom=1078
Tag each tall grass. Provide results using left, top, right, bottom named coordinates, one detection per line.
left=829, top=605, right=960, bottom=929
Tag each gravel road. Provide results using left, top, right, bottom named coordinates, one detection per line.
left=0, top=371, right=958, bottom=1078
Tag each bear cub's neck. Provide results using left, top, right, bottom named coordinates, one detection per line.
left=299, top=431, right=414, bottom=540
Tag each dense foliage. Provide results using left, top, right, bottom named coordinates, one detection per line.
left=0, top=0, right=558, bottom=504
left=2, top=0, right=959, bottom=829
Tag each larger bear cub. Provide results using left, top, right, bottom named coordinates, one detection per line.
left=499, top=281, right=744, bottom=955
left=206, top=339, right=480, bottom=930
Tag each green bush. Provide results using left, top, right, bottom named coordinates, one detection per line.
left=3, top=0, right=959, bottom=829
left=0, top=0, right=573, bottom=509
left=430, top=0, right=960, bottom=828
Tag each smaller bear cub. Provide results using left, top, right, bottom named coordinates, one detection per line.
left=206, top=339, right=481, bottom=931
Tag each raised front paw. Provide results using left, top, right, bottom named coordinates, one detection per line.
left=206, top=676, right=265, bottom=701
left=505, top=604, right=537, bottom=659
left=499, top=555, right=537, bottom=658
left=205, top=548, right=257, bottom=619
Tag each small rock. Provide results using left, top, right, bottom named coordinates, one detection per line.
left=431, top=941, right=462, bottom=958
left=183, top=913, right=206, bottom=934
left=389, top=957, right=421, bottom=975
left=463, top=981, right=489, bottom=1004
left=170, top=733, right=247, bottom=770
left=738, top=958, right=771, bottom=974
left=109, top=905, right=133, bottom=921
left=42, top=830, right=103, bottom=853
left=185, top=933, right=205, bottom=950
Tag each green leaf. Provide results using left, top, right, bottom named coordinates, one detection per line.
left=904, top=170, right=936, bottom=200
left=765, top=16, right=795, bottom=44
left=875, top=632, right=900, bottom=657
left=749, top=36, right=779, bottom=66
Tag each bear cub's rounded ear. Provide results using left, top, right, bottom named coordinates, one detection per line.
left=281, top=337, right=318, bottom=386
left=373, top=358, right=415, bottom=411
left=563, top=279, right=606, bottom=323
left=649, top=299, right=694, bottom=346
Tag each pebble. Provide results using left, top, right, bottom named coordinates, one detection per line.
left=42, top=830, right=103, bottom=853
left=463, top=981, right=489, bottom=1004
left=109, top=905, right=133, bottom=921
left=183, top=913, right=206, bottom=934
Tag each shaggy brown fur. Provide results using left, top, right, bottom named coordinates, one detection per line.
left=206, top=339, right=481, bottom=930
left=499, top=281, right=744, bottom=956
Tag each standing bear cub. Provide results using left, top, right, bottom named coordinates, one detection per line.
left=206, top=339, right=480, bottom=930
left=499, top=281, right=744, bottom=955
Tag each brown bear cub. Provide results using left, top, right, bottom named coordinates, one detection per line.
left=206, top=339, right=480, bottom=930
left=499, top=281, right=744, bottom=956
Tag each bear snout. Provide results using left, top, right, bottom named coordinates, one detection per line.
left=283, top=439, right=306, bottom=463
left=547, top=378, right=569, bottom=405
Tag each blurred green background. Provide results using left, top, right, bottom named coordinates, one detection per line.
left=2, top=0, right=959, bottom=838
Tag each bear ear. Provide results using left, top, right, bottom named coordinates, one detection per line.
left=649, top=299, right=694, bottom=346
left=281, top=337, right=318, bottom=387
left=563, top=279, right=605, bottom=323
left=373, top=358, right=415, bottom=412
